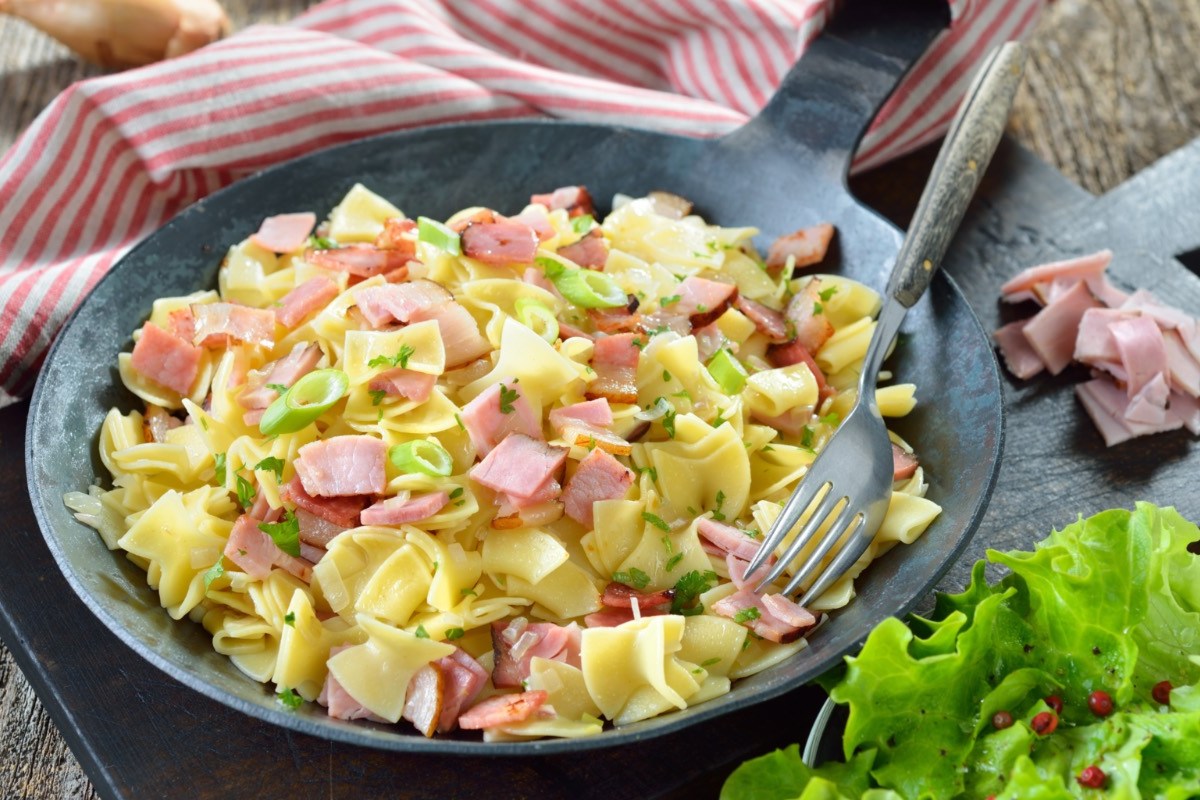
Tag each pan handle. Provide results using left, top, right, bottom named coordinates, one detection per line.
left=725, top=0, right=948, bottom=161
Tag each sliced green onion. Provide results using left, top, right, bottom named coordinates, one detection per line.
left=535, top=255, right=567, bottom=279
left=417, top=216, right=461, bottom=255
left=259, top=368, right=349, bottom=436
left=707, top=349, right=748, bottom=395
left=515, top=297, right=560, bottom=343
left=552, top=268, right=626, bottom=308
left=389, top=440, right=453, bottom=477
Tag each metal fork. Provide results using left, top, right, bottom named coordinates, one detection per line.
left=746, top=42, right=1026, bottom=604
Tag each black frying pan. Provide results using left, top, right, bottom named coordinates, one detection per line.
left=27, top=0, right=1003, bottom=755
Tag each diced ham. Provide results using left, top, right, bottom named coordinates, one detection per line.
left=766, top=223, right=835, bottom=271
left=402, top=663, right=445, bottom=737
left=601, top=582, right=674, bottom=610
left=282, top=474, right=367, bottom=528
left=530, top=185, right=594, bottom=217
left=141, top=403, right=180, bottom=444
left=130, top=322, right=202, bottom=395
left=766, top=339, right=831, bottom=400
left=647, top=190, right=693, bottom=219
left=992, top=319, right=1046, bottom=380
left=167, top=308, right=195, bottom=342
left=408, top=302, right=494, bottom=368
left=299, top=541, right=327, bottom=564
left=490, top=619, right=581, bottom=688
left=277, top=277, right=339, bottom=328
left=726, top=553, right=779, bottom=590
left=360, top=492, right=450, bottom=526
left=586, top=333, right=640, bottom=404
left=561, top=449, right=634, bottom=528
left=295, top=508, right=347, bottom=548
left=436, top=650, right=489, bottom=733
left=675, top=276, right=738, bottom=329
left=892, top=443, right=919, bottom=481
left=460, top=382, right=542, bottom=456
left=239, top=342, right=324, bottom=410
left=1000, top=250, right=1113, bottom=300
left=354, top=279, right=453, bottom=328
left=250, top=212, right=316, bottom=253
left=223, top=514, right=313, bottom=583
left=470, top=434, right=568, bottom=500
left=368, top=368, right=436, bottom=403
left=712, top=587, right=815, bottom=643
left=1021, top=281, right=1101, bottom=375
left=1110, top=316, right=1168, bottom=396
left=191, top=303, right=276, bottom=349
left=249, top=491, right=282, bottom=523
left=549, top=398, right=613, bottom=431
left=306, top=244, right=414, bottom=277
left=697, top=518, right=761, bottom=562
left=457, top=691, right=549, bottom=731
left=588, top=296, right=642, bottom=334
left=557, top=229, right=609, bottom=270
left=735, top=296, right=789, bottom=343
left=522, top=266, right=559, bottom=296
left=492, top=499, right=564, bottom=529
left=783, top=279, right=835, bottom=354
left=375, top=217, right=417, bottom=250
left=320, top=645, right=387, bottom=722
left=461, top=220, right=539, bottom=266
left=294, top=436, right=387, bottom=497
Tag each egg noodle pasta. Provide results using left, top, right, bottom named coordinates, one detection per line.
left=64, top=183, right=941, bottom=740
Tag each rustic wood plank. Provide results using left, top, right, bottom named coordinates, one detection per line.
left=4, top=1, right=1200, bottom=796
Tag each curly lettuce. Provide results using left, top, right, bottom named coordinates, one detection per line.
left=722, top=503, right=1200, bottom=799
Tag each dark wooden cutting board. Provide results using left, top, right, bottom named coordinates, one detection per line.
left=3, top=134, right=1199, bottom=799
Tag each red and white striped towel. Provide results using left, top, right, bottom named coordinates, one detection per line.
left=0, top=0, right=1043, bottom=405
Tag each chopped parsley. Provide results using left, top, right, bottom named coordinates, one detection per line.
left=277, top=687, right=303, bottom=710
left=819, top=411, right=840, bottom=427
left=253, top=456, right=285, bottom=483
left=460, top=588, right=478, bottom=597
left=455, top=413, right=465, bottom=431
left=414, top=625, right=430, bottom=639
left=306, top=235, right=338, bottom=250
left=695, top=303, right=708, bottom=313
left=635, top=465, right=659, bottom=483
left=613, top=567, right=651, bottom=590
left=235, top=474, right=256, bottom=510
left=734, top=607, right=762, bottom=624
left=671, top=570, right=718, bottom=616
left=660, top=295, right=681, bottom=307
left=672, top=389, right=692, bottom=401
left=367, top=343, right=415, bottom=370
left=631, top=337, right=647, bottom=350
left=642, top=512, right=670, bottom=532
left=812, top=302, right=824, bottom=315
left=445, top=627, right=465, bottom=640
left=449, top=487, right=464, bottom=500
left=258, top=511, right=300, bottom=557
left=713, top=411, right=727, bottom=428
left=711, top=490, right=727, bottom=522
left=284, top=612, right=295, bottom=627
left=369, top=389, right=388, bottom=406
left=742, top=528, right=761, bottom=539
left=662, top=369, right=672, bottom=382
left=661, top=536, right=674, bottom=555
left=818, top=285, right=838, bottom=302
left=214, top=452, right=227, bottom=486
left=700, top=657, right=722, bottom=668
left=662, top=406, right=677, bottom=438
left=498, top=383, right=520, bottom=414
left=266, top=383, right=289, bottom=394
left=665, top=552, right=684, bottom=572
left=202, top=556, right=225, bottom=590
left=571, top=214, right=596, bottom=234
left=800, top=426, right=815, bottom=449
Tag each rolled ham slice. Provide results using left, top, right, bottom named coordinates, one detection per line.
left=250, top=212, right=316, bottom=253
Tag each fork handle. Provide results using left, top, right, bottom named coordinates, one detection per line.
left=886, top=42, right=1026, bottom=309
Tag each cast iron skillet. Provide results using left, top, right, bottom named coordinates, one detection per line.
left=27, top=0, right=1003, bottom=755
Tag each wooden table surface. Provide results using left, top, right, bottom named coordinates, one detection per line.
left=4, top=1, right=1200, bottom=797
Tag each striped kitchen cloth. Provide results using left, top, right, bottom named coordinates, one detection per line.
left=0, top=0, right=1043, bottom=405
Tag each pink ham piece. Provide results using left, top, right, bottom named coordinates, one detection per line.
left=402, top=663, right=445, bottom=737
left=1163, top=332, right=1200, bottom=397
left=697, top=518, right=761, bottom=562
left=282, top=474, right=366, bottom=528
left=191, top=302, right=275, bottom=349
left=141, top=403, right=181, bottom=443
left=586, top=333, right=640, bottom=404
left=693, top=323, right=730, bottom=363
left=250, top=212, right=316, bottom=253
left=435, top=649, right=489, bottom=733
left=460, top=382, right=542, bottom=456
left=470, top=434, right=568, bottom=501
left=992, top=319, right=1046, bottom=380
left=726, top=553, right=778, bottom=591
left=589, top=297, right=643, bottom=335
left=522, top=266, right=559, bottom=296
left=277, top=277, right=339, bottom=328
left=557, top=229, right=609, bottom=270
left=1125, top=373, right=1170, bottom=425
left=735, top=296, right=789, bottom=343
left=458, top=691, right=549, bottom=731
left=1000, top=250, right=1113, bottom=301
left=782, top=279, right=835, bottom=354
left=223, top=514, right=313, bottom=583
left=368, top=368, right=436, bottom=403
left=1075, top=378, right=1182, bottom=447
left=1169, top=390, right=1200, bottom=434
left=510, top=206, right=556, bottom=242
left=675, top=276, right=738, bottom=329
left=766, top=223, right=835, bottom=271
left=294, top=508, right=347, bottom=548
left=561, top=448, right=634, bottom=528
left=167, top=308, right=195, bottom=342
left=1074, top=308, right=1131, bottom=372
left=531, top=185, right=594, bottom=217
left=461, top=220, right=539, bottom=266
left=767, top=339, right=831, bottom=400
left=375, top=217, right=417, bottom=250
left=549, top=398, right=612, bottom=431
left=239, top=342, right=323, bottom=410
left=360, top=492, right=450, bottom=526
left=1021, top=280, right=1100, bottom=375
left=299, top=542, right=327, bottom=564
left=601, top=582, right=674, bottom=610
left=320, top=645, right=388, bottom=722
left=306, top=244, right=414, bottom=277
left=892, top=443, right=919, bottom=481
left=354, top=279, right=453, bottom=328
left=294, top=436, right=387, bottom=497
left=490, top=619, right=582, bottom=688
left=712, top=587, right=816, bottom=643
left=130, top=322, right=202, bottom=395
left=1110, top=315, right=1168, bottom=396
left=248, top=491, right=282, bottom=523
left=408, top=302, right=494, bottom=368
